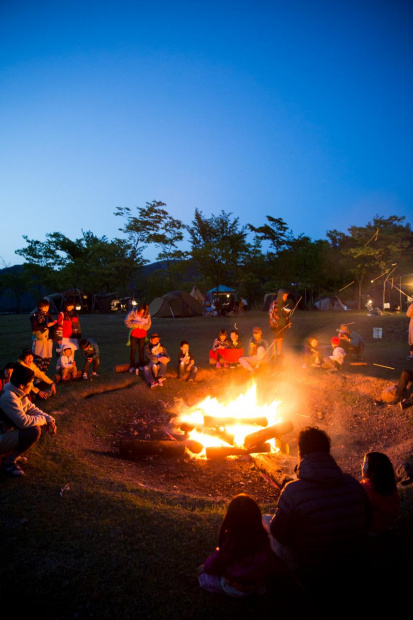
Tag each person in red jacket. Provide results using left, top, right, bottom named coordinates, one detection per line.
left=55, top=299, right=81, bottom=353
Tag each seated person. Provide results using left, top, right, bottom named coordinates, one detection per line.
left=17, top=348, right=56, bottom=399
left=239, top=327, right=268, bottom=372
left=360, top=451, right=400, bottom=536
left=143, top=333, right=170, bottom=388
left=0, top=363, right=14, bottom=389
left=79, top=338, right=100, bottom=380
left=268, top=427, right=371, bottom=587
left=218, top=329, right=244, bottom=367
left=321, top=337, right=346, bottom=371
left=0, top=364, right=57, bottom=476
left=388, top=369, right=413, bottom=408
left=177, top=341, right=198, bottom=382
left=302, top=337, right=322, bottom=368
left=338, top=324, right=365, bottom=360
left=56, top=346, right=78, bottom=382
left=209, top=329, right=231, bottom=369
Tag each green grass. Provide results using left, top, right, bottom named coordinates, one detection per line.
left=1, top=310, right=412, bottom=618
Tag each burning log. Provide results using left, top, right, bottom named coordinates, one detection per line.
left=203, top=415, right=268, bottom=428
left=243, top=420, right=293, bottom=451
left=185, top=439, right=204, bottom=454
left=119, top=439, right=185, bottom=459
left=206, top=443, right=271, bottom=460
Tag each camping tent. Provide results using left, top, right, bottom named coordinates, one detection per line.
left=314, top=296, right=347, bottom=311
left=149, top=290, right=204, bottom=318
left=190, top=284, right=204, bottom=304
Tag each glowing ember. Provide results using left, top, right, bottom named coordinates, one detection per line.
left=178, top=384, right=283, bottom=458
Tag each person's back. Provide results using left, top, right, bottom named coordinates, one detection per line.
left=270, top=427, right=371, bottom=585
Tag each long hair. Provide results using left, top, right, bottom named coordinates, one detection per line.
left=363, top=452, right=397, bottom=496
left=138, top=302, right=149, bottom=317
left=218, top=494, right=269, bottom=559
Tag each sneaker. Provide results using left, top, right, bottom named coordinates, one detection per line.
left=150, top=381, right=158, bottom=388
left=216, top=362, right=221, bottom=369
left=83, top=373, right=88, bottom=380
left=4, top=462, right=25, bottom=476
left=129, top=367, right=135, bottom=373
left=135, top=368, right=140, bottom=375
left=92, top=372, right=99, bottom=377
left=16, top=456, right=28, bottom=464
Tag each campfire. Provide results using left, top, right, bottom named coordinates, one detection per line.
left=173, top=384, right=293, bottom=460
left=119, top=383, right=293, bottom=461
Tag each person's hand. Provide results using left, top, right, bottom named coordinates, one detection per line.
left=47, top=320, right=57, bottom=327
left=39, top=391, right=49, bottom=399
left=159, top=356, right=169, bottom=364
left=47, top=420, right=57, bottom=435
left=50, top=383, right=56, bottom=396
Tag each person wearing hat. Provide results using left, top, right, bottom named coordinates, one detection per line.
left=79, top=338, right=100, bottom=380
left=142, top=333, right=170, bottom=387
left=321, top=337, right=346, bottom=371
left=337, top=324, right=365, bottom=361
left=239, top=327, right=268, bottom=372
left=0, top=364, right=57, bottom=476
left=18, top=348, right=56, bottom=398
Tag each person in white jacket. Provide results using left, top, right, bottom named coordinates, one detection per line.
left=322, top=337, right=346, bottom=371
left=0, top=364, right=57, bottom=476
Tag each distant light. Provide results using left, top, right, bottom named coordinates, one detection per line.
left=75, top=305, right=81, bottom=311
left=131, top=300, right=137, bottom=306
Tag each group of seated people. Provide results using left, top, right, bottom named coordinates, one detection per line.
left=198, top=426, right=401, bottom=599
left=303, top=323, right=365, bottom=372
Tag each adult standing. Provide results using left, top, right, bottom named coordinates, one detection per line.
left=0, top=364, right=57, bottom=476
left=55, top=299, right=81, bottom=353
left=125, top=302, right=151, bottom=373
left=30, top=298, right=57, bottom=372
left=407, top=301, right=413, bottom=361
left=268, top=289, right=293, bottom=356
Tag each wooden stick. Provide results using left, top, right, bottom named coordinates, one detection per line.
left=113, top=363, right=131, bottom=373
left=206, top=444, right=271, bottom=460
left=338, top=281, right=354, bottom=292
left=244, top=420, right=293, bottom=451
left=373, top=363, right=395, bottom=370
left=119, top=439, right=185, bottom=459
left=203, top=415, right=268, bottom=428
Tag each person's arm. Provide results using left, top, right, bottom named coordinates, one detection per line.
left=269, top=487, right=297, bottom=546
left=203, top=547, right=231, bottom=575
left=0, top=394, right=51, bottom=429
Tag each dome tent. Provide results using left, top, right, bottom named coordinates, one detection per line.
left=149, top=290, right=204, bottom=318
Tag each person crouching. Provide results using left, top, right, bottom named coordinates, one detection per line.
left=0, top=365, right=57, bottom=476
left=79, top=338, right=100, bottom=380
left=56, top=346, right=78, bottom=382
left=322, top=337, right=346, bottom=371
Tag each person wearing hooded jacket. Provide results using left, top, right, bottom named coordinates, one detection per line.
left=269, top=427, right=371, bottom=586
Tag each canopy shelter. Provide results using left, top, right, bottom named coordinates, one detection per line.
left=149, top=290, right=204, bottom=318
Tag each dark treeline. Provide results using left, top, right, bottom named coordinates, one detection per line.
left=2, top=201, right=412, bottom=311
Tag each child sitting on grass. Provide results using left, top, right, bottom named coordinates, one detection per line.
left=321, top=337, right=346, bottom=371
left=79, top=338, right=100, bottom=380
left=177, top=341, right=198, bottom=382
left=209, top=329, right=231, bottom=369
left=198, top=494, right=273, bottom=597
left=302, top=337, right=322, bottom=368
left=56, top=346, right=78, bottom=382
left=361, top=451, right=400, bottom=536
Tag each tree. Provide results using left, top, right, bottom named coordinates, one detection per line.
left=187, top=209, right=250, bottom=290
left=115, top=200, right=186, bottom=294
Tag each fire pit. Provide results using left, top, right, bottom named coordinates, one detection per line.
left=119, top=384, right=293, bottom=462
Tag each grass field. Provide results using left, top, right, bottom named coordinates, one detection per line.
left=0, top=310, right=412, bottom=619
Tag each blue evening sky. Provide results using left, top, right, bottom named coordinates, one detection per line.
left=1, top=0, right=412, bottom=266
